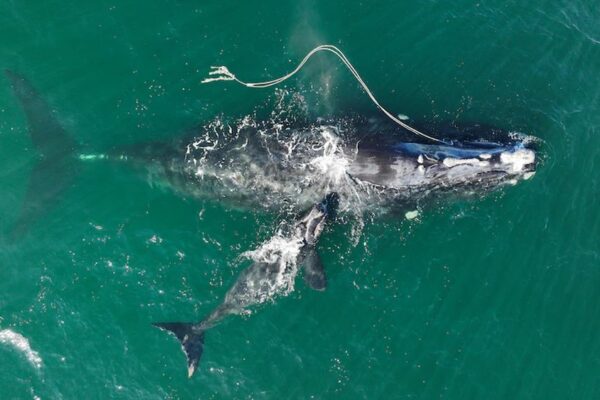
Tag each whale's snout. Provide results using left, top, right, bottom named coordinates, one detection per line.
left=498, top=142, right=537, bottom=175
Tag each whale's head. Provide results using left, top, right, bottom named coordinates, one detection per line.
left=393, top=138, right=538, bottom=191
left=348, top=135, right=538, bottom=197
left=298, top=192, right=340, bottom=246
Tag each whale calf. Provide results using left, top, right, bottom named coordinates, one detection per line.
left=154, top=193, right=339, bottom=377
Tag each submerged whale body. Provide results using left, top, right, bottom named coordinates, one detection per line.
left=5, top=71, right=538, bottom=376
left=4, top=70, right=78, bottom=240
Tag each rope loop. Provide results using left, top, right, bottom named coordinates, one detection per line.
left=202, top=45, right=444, bottom=143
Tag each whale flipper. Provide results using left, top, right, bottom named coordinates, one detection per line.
left=5, top=70, right=77, bottom=240
left=302, top=248, right=327, bottom=291
left=153, top=322, right=205, bottom=378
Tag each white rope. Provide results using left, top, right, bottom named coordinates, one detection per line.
left=201, top=45, right=444, bottom=143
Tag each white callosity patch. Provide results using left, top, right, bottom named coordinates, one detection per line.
left=440, top=147, right=535, bottom=175
left=0, top=329, right=42, bottom=369
left=443, top=158, right=489, bottom=168
left=500, top=149, right=536, bottom=172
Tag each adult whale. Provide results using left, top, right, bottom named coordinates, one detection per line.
left=4, top=70, right=537, bottom=238
left=154, top=192, right=339, bottom=377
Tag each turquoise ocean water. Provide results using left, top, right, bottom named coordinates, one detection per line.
left=1, top=1, right=599, bottom=399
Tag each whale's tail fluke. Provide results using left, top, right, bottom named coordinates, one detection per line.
left=153, top=322, right=205, bottom=378
left=4, top=70, right=77, bottom=240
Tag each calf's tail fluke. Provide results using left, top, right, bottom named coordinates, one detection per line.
left=4, top=70, right=77, bottom=240
left=153, top=322, right=205, bottom=378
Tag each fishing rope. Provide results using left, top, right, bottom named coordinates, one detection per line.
left=201, top=44, right=444, bottom=143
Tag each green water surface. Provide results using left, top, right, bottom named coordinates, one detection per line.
left=1, top=1, right=599, bottom=399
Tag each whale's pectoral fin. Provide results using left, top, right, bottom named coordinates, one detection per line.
left=302, top=248, right=327, bottom=291
left=153, top=322, right=205, bottom=378
left=4, top=70, right=77, bottom=240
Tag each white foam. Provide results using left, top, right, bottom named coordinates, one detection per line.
left=241, top=235, right=304, bottom=301
left=147, top=235, right=163, bottom=244
left=309, top=127, right=350, bottom=185
left=0, top=329, right=42, bottom=369
left=509, top=131, right=540, bottom=147
left=78, top=153, right=107, bottom=161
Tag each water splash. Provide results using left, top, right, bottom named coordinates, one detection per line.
left=0, top=329, right=43, bottom=369
left=241, top=233, right=304, bottom=302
